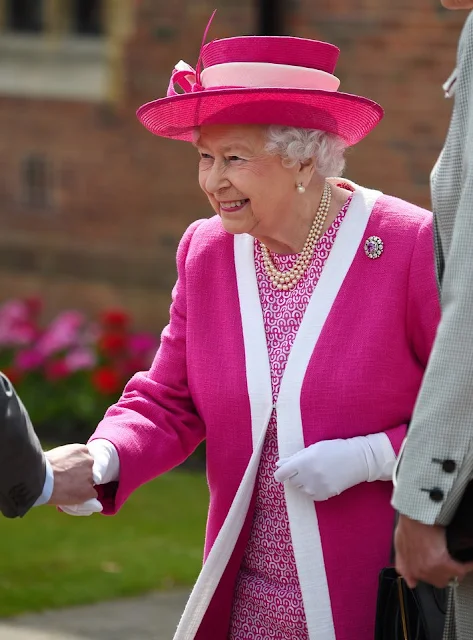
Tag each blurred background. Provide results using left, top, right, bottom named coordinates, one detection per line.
left=0, top=0, right=467, bottom=630
left=0, top=0, right=464, bottom=330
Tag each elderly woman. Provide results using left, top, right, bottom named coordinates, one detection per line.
left=51, top=35, right=440, bottom=640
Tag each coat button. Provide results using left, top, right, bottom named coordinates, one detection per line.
left=429, top=488, right=444, bottom=502
left=442, top=460, right=456, bottom=473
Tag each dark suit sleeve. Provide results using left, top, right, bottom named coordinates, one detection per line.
left=0, top=373, right=46, bottom=518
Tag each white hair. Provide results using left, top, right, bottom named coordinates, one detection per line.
left=264, top=126, right=347, bottom=178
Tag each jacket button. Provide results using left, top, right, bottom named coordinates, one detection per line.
left=429, top=488, right=444, bottom=502
left=442, top=460, right=456, bottom=473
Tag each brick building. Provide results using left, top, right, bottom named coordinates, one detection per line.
left=0, top=1, right=465, bottom=330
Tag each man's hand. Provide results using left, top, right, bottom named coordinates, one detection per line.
left=46, top=444, right=97, bottom=506
left=395, top=513, right=473, bottom=588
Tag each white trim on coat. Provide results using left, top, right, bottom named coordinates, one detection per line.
left=172, top=233, right=273, bottom=640
left=277, top=184, right=382, bottom=640
left=172, top=183, right=382, bottom=640
left=234, top=232, right=273, bottom=446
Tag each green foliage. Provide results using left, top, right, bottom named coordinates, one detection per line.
left=0, top=299, right=158, bottom=442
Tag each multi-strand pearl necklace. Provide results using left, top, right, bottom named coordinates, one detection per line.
left=261, top=181, right=332, bottom=291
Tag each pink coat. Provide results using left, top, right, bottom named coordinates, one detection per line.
left=91, top=185, right=440, bottom=640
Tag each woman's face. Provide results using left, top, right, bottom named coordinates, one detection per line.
left=197, top=124, right=309, bottom=237
left=441, top=0, right=473, bottom=9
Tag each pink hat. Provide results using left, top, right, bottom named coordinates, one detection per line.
left=137, top=34, right=384, bottom=146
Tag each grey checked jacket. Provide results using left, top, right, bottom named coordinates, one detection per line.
left=392, top=11, right=473, bottom=640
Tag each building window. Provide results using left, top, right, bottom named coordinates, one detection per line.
left=257, top=0, right=286, bottom=35
left=71, top=0, right=104, bottom=36
left=3, top=0, right=104, bottom=37
left=0, top=0, right=129, bottom=103
left=21, top=155, right=51, bottom=209
left=6, top=0, right=43, bottom=32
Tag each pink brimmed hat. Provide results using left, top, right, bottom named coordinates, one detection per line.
left=137, top=33, right=384, bottom=146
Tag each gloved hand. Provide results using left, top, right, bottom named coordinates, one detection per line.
left=59, top=497, right=103, bottom=516
left=59, top=439, right=120, bottom=517
left=274, top=433, right=395, bottom=501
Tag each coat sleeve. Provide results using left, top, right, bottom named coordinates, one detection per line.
left=90, top=220, right=207, bottom=514
left=393, top=57, right=473, bottom=525
left=0, top=373, right=47, bottom=517
left=381, top=215, right=441, bottom=459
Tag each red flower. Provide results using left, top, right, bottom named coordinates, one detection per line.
left=91, top=366, right=122, bottom=395
left=99, top=333, right=127, bottom=356
left=2, top=366, right=23, bottom=387
left=45, top=359, right=69, bottom=382
left=100, top=309, right=130, bottom=330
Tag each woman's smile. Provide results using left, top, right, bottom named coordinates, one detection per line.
left=219, top=199, right=250, bottom=214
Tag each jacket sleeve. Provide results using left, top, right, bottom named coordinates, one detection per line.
left=90, top=220, right=207, bottom=514
left=0, top=373, right=46, bottom=517
left=393, top=54, right=473, bottom=525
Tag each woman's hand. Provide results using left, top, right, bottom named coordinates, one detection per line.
left=58, top=439, right=120, bottom=517
left=274, top=434, right=395, bottom=501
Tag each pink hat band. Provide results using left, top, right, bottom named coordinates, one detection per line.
left=202, top=62, right=340, bottom=92
left=168, top=60, right=340, bottom=96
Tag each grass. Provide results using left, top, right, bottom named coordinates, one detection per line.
left=0, top=470, right=208, bottom=618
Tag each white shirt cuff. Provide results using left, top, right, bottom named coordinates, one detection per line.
left=33, top=457, right=54, bottom=507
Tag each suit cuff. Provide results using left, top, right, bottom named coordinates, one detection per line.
left=33, top=457, right=54, bottom=507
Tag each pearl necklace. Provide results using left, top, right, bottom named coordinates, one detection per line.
left=261, top=181, right=332, bottom=291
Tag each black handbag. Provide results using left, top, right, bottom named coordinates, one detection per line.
left=446, top=480, right=473, bottom=563
left=375, top=483, right=473, bottom=639
left=374, top=566, right=447, bottom=640
left=374, top=479, right=473, bottom=638
left=375, top=425, right=473, bottom=640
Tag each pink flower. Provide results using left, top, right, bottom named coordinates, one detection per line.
left=14, top=349, right=44, bottom=372
left=0, top=322, right=36, bottom=347
left=82, top=322, right=100, bottom=346
left=0, top=300, right=28, bottom=323
left=0, top=300, right=37, bottom=347
left=37, top=311, right=86, bottom=356
left=128, top=333, right=159, bottom=356
left=64, top=348, right=96, bottom=372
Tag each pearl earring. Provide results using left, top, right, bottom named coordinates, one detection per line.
left=296, top=183, right=306, bottom=194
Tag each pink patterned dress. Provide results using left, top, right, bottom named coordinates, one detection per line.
left=228, top=196, right=352, bottom=640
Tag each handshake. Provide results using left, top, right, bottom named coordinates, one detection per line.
left=0, top=371, right=118, bottom=519
left=45, top=440, right=119, bottom=516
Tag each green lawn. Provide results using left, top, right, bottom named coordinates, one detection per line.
left=0, top=470, right=208, bottom=617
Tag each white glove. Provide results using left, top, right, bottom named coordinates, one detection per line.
left=274, top=433, right=396, bottom=501
left=59, top=439, right=120, bottom=517
left=60, top=498, right=103, bottom=516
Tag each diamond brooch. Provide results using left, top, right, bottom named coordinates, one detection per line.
left=364, top=236, right=384, bottom=259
